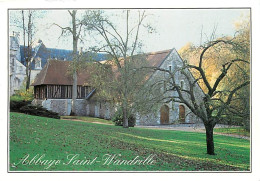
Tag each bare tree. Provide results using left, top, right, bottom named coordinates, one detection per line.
left=82, top=10, right=153, bottom=128
left=142, top=37, right=249, bottom=155
left=21, top=10, right=34, bottom=90
left=9, top=10, right=46, bottom=90
left=54, top=10, right=84, bottom=115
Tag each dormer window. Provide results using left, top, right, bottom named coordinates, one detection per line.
left=35, top=57, right=42, bottom=70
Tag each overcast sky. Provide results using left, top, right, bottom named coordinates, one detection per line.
left=9, top=9, right=250, bottom=53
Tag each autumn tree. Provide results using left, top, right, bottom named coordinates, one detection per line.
left=82, top=10, right=153, bottom=128
left=179, top=15, right=250, bottom=130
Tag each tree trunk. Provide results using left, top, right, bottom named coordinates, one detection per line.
left=122, top=102, right=128, bottom=128
left=70, top=10, right=78, bottom=116
left=70, top=71, right=77, bottom=116
left=205, top=123, right=215, bottom=155
left=25, top=70, right=31, bottom=90
left=25, top=60, right=31, bottom=90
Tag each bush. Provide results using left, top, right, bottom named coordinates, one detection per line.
left=11, top=87, right=34, bottom=101
left=20, top=104, right=60, bottom=119
left=111, top=108, right=135, bottom=127
left=10, top=100, right=32, bottom=112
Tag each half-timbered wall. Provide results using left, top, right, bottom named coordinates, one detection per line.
left=34, top=85, right=91, bottom=99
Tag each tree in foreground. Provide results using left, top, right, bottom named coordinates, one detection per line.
left=142, top=19, right=250, bottom=155
left=54, top=10, right=85, bottom=115
left=82, top=10, right=153, bottom=128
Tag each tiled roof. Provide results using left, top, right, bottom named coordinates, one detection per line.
left=20, top=43, right=108, bottom=69
left=31, top=60, right=92, bottom=86
left=31, top=49, right=173, bottom=86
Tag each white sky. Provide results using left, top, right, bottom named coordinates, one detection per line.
left=9, top=9, right=250, bottom=53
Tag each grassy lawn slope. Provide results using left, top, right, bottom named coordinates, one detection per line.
left=9, top=112, right=250, bottom=171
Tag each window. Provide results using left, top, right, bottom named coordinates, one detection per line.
left=35, top=57, right=42, bottom=69
left=169, top=65, right=172, bottom=72
left=180, top=80, right=184, bottom=90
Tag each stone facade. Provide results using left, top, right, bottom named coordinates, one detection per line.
left=9, top=34, right=26, bottom=95
left=32, top=48, right=205, bottom=125
left=135, top=49, right=204, bottom=125
left=9, top=34, right=42, bottom=95
left=32, top=98, right=115, bottom=119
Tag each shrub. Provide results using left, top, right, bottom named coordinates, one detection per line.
left=20, top=104, right=60, bottom=119
left=12, top=87, right=34, bottom=101
left=10, top=100, right=32, bottom=112
left=111, top=108, right=135, bottom=127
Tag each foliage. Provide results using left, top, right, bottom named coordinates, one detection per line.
left=111, top=108, right=136, bottom=127
left=11, top=87, right=34, bottom=101
left=178, top=15, right=250, bottom=131
left=9, top=112, right=250, bottom=171
left=10, top=85, right=34, bottom=112
left=143, top=15, right=250, bottom=155
left=19, top=104, right=60, bottom=119
left=10, top=100, right=32, bottom=112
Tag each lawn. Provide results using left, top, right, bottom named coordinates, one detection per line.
left=61, top=115, right=113, bottom=125
left=214, top=127, right=250, bottom=137
left=9, top=112, right=250, bottom=171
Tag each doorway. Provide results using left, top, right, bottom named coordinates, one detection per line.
left=179, top=105, right=185, bottom=123
left=160, top=105, right=169, bottom=124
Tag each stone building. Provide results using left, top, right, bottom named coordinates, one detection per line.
left=9, top=33, right=108, bottom=95
left=135, top=49, right=205, bottom=125
left=31, top=48, right=205, bottom=125
left=9, top=33, right=26, bottom=95
left=31, top=60, right=115, bottom=119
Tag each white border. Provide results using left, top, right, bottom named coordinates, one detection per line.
left=1, top=0, right=259, bottom=181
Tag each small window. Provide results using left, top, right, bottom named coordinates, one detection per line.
left=35, top=57, right=42, bottom=69
left=169, top=65, right=172, bottom=72
left=180, top=80, right=184, bottom=90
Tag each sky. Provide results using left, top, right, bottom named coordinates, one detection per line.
left=9, top=9, right=250, bottom=53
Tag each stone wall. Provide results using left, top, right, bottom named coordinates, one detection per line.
left=31, top=49, right=204, bottom=126
left=32, top=98, right=116, bottom=119
left=10, top=35, right=26, bottom=95
left=135, top=49, right=204, bottom=126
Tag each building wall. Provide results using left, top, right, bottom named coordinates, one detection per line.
left=32, top=98, right=115, bottom=119
left=135, top=49, right=205, bottom=126
left=31, top=49, right=205, bottom=126
left=10, top=35, right=26, bottom=95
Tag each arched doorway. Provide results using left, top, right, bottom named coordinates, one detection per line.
left=179, top=105, right=185, bottom=123
left=160, top=105, right=169, bottom=124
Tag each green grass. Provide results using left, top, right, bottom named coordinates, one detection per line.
left=9, top=112, right=250, bottom=171
left=61, top=116, right=113, bottom=125
left=214, top=127, right=250, bottom=137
